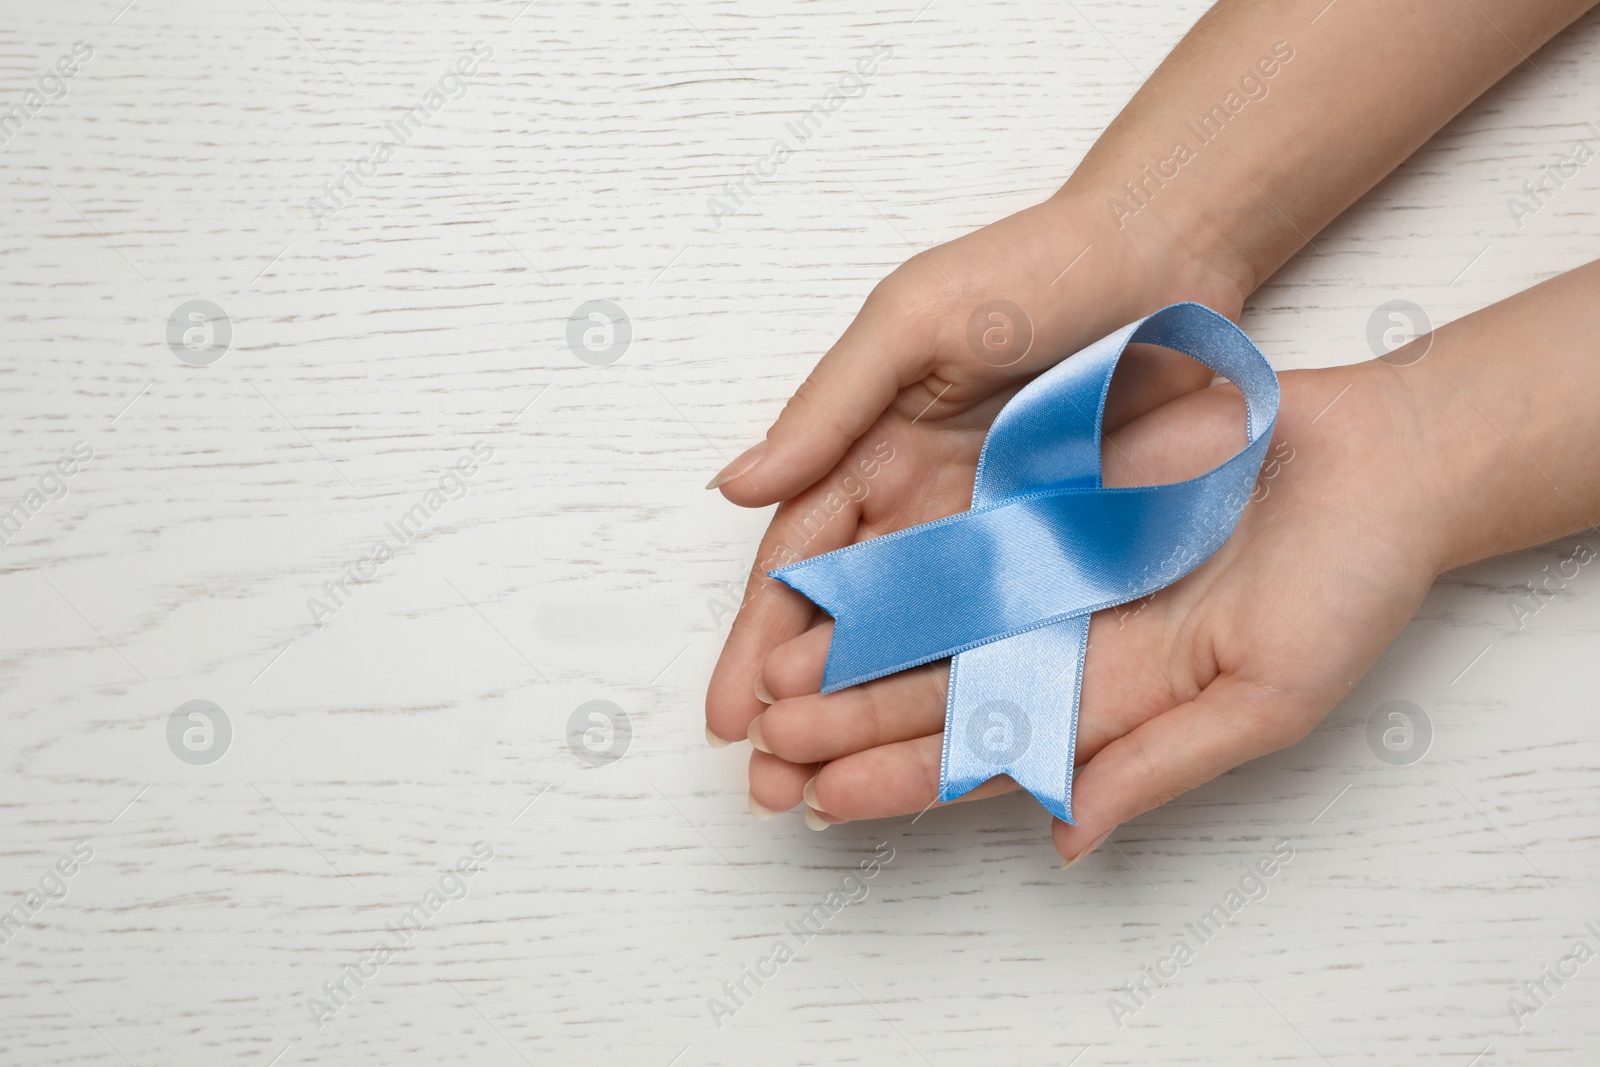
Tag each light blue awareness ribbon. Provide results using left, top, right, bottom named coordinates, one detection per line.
left=769, top=303, right=1280, bottom=822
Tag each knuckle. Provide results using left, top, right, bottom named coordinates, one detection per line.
left=860, top=686, right=889, bottom=749
left=869, top=261, right=950, bottom=333
left=1123, top=731, right=1169, bottom=797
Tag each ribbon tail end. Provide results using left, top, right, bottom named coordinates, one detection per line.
left=936, top=773, right=1073, bottom=824
left=1013, top=770, right=1074, bottom=825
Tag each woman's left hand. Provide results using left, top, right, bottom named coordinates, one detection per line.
left=743, top=358, right=1445, bottom=863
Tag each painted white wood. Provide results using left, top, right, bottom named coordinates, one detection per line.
left=2, top=1, right=1599, bottom=1064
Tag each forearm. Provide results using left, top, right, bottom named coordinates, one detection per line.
left=1384, top=260, right=1600, bottom=572
left=1056, top=0, right=1596, bottom=296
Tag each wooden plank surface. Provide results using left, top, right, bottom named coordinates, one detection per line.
left=2, top=1, right=1599, bottom=1064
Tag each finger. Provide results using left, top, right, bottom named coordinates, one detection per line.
left=751, top=661, right=948, bottom=765
left=704, top=474, right=868, bottom=743
left=753, top=567, right=1183, bottom=772
left=753, top=417, right=987, bottom=708
left=790, top=606, right=1181, bottom=815
left=712, top=419, right=966, bottom=744
left=712, top=279, right=937, bottom=507
left=747, top=748, right=817, bottom=820
left=1052, top=674, right=1314, bottom=865
left=805, top=734, right=1021, bottom=822
left=765, top=597, right=1183, bottom=822
left=759, top=621, right=831, bottom=700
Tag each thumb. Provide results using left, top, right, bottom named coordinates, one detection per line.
left=1053, top=675, right=1310, bottom=866
left=710, top=281, right=937, bottom=506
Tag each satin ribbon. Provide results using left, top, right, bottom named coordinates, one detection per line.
left=770, top=303, right=1280, bottom=822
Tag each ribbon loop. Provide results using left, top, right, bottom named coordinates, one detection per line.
left=771, top=303, right=1280, bottom=822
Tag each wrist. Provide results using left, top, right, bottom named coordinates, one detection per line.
left=1265, top=361, right=1454, bottom=589
left=1350, top=358, right=1460, bottom=581
left=1042, top=183, right=1254, bottom=323
left=1361, top=349, right=1523, bottom=580
left=1384, top=343, right=1549, bottom=578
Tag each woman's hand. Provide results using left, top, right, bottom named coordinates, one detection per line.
left=738, top=357, right=1447, bottom=861
left=702, top=0, right=1600, bottom=854
left=704, top=193, right=1251, bottom=767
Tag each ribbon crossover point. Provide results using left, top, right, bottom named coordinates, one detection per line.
left=769, top=303, right=1281, bottom=823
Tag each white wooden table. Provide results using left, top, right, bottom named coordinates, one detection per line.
left=3, top=1, right=1600, bottom=1064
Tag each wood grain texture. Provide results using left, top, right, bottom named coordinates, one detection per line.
left=2, top=0, right=1599, bottom=1064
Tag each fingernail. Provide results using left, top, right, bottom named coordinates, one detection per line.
left=754, top=675, right=775, bottom=705
left=749, top=792, right=776, bottom=821
left=802, top=775, right=828, bottom=814
left=804, top=807, right=830, bottom=831
left=706, top=724, right=731, bottom=749
left=1061, top=836, right=1106, bottom=870
left=747, top=714, right=772, bottom=754
left=705, top=440, right=768, bottom=491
